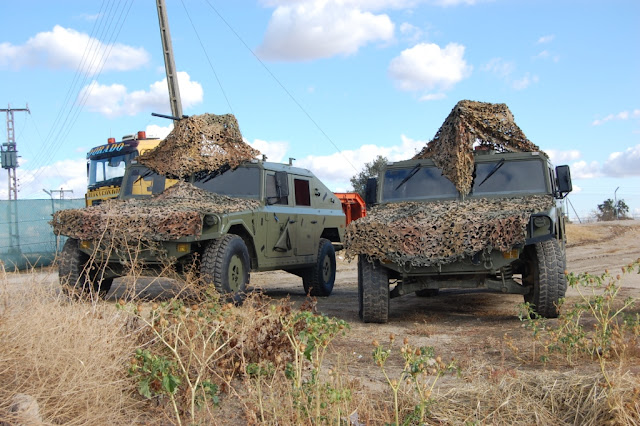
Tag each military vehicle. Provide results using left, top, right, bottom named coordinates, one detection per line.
left=349, top=149, right=572, bottom=323
left=57, top=159, right=346, bottom=300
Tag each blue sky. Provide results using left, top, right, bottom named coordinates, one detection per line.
left=1, top=0, right=639, bottom=221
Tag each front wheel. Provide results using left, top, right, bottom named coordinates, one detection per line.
left=523, top=239, right=566, bottom=318
left=58, top=238, right=112, bottom=298
left=302, top=239, right=336, bottom=297
left=201, top=235, right=250, bottom=302
left=359, top=256, right=389, bottom=323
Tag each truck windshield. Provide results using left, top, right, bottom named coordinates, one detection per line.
left=382, top=166, right=458, bottom=202
left=193, top=167, right=260, bottom=199
left=470, top=159, right=548, bottom=196
left=88, top=152, right=137, bottom=188
left=120, top=166, right=166, bottom=199
left=381, top=158, right=549, bottom=202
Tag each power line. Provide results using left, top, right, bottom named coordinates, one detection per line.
left=201, top=0, right=359, bottom=173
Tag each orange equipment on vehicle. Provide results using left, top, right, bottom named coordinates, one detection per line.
left=334, top=193, right=367, bottom=225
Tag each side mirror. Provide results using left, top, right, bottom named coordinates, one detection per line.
left=365, top=177, right=378, bottom=207
left=275, top=171, right=289, bottom=198
left=555, top=165, right=572, bottom=197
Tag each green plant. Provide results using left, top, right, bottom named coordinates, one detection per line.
left=280, top=309, right=350, bottom=423
left=515, top=260, right=640, bottom=385
left=373, top=334, right=457, bottom=425
left=120, top=293, right=232, bottom=425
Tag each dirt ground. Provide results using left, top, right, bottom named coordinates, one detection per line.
left=4, top=220, right=639, bottom=389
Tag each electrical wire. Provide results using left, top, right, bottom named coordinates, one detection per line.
left=201, top=0, right=359, bottom=173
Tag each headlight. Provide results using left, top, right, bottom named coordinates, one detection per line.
left=204, top=215, right=219, bottom=227
left=533, top=216, right=550, bottom=228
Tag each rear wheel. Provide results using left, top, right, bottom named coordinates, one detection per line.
left=359, top=256, right=389, bottom=323
left=58, top=238, right=112, bottom=298
left=523, top=239, right=566, bottom=318
left=302, top=239, right=336, bottom=297
left=201, top=235, right=250, bottom=302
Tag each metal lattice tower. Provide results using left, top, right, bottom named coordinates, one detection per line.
left=1, top=104, right=30, bottom=200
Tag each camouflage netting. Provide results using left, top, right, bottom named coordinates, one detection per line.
left=51, top=181, right=260, bottom=241
left=413, top=100, right=540, bottom=196
left=345, top=195, right=554, bottom=267
left=138, top=113, right=261, bottom=178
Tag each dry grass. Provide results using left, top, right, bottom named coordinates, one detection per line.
left=429, top=367, right=639, bottom=425
left=566, top=221, right=638, bottom=247
left=1, top=257, right=639, bottom=425
left=0, top=274, right=145, bottom=425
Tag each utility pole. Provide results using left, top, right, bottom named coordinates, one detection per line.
left=156, top=0, right=183, bottom=121
left=1, top=104, right=30, bottom=252
left=1, top=104, right=30, bottom=200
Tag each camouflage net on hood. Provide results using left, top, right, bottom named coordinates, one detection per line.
left=413, top=100, right=540, bottom=196
left=138, top=113, right=261, bottom=178
left=345, top=195, right=554, bottom=267
left=51, top=181, right=260, bottom=242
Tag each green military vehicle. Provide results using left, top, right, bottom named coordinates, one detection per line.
left=57, top=160, right=346, bottom=300
left=350, top=150, right=572, bottom=323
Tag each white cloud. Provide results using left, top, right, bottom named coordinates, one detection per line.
left=419, top=93, right=446, bottom=101
left=602, top=145, right=640, bottom=177
left=512, top=72, right=539, bottom=90
left=592, top=109, right=640, bottom=126
left=0, top=158, right=88, bottom=200
left=388, top=42, right=472, bottom=96
left=247, top=139, right=290, bottom=163
left=296, top=134, right=426, bottom=189
left=0, top=25, right=149, bottom=73
left=81, top=71, right=203, bottom=118
left=257, top=1, right=395, bottom=61
left=570, top=160, right=601, bottom=179
left=399, top=22, right=423, bottom=42
left=481, top=57, right=515, bottom=78
left=545, top=149, right=581, bottom=164
left=146, top=123, right=173, bottom=140
left=537, top=34, right=555, bottom=44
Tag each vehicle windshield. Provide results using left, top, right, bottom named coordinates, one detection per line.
left=382, top=166, right=458, bottom=202
left=470, top=159, right=548, bottom=196
left=193, top=166, right=260, bottom=199
left=381, top=158, right=548, bottom=202
left=87, top=152, right=137, bottom=188
left=120, top=166, right=167, bottom=199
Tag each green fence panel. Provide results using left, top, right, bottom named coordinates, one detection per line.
left=0, top=199, right=85, bottom=271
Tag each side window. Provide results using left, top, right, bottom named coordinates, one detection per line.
left=266, top=174, right=288, bottom=205
left=294, top=179, right=311, bottom=206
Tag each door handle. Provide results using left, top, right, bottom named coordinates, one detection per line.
left=310, top=220, right=318, bottom=224
left=289, top=220, right=296, bottom=224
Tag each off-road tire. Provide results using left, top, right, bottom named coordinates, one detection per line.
left=58, top=238, right=112, bottom=298
left=359, top=256, right=389, bottom=323
left=302, top=238, right=336, bottom=297
left=201, top=234, right=250, bottom=302
left=415, top=288, right=439, bottom=297
left=523, top=239, right=566, bottom=318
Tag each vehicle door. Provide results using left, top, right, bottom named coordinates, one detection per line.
left=264, top=171, right=294, bottom=258
left=291, top=177, right=316, bottom=256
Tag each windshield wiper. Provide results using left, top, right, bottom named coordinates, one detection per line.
left=477, top=159, right=505, bottom=187
left=395, top=163, right=422, bottom=190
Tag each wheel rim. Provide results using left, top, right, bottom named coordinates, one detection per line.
left=228, top=255, right=244, bottom=292
left=321, top=255, right=331, bottom=282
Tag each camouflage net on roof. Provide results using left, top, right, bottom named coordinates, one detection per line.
left=413, top=100, right=540, bottom=196
left=344, top=195, right=554, bottom=267
left=138, top=113, right=261, bottom=178
left=51, top=181, right=260, bottom=242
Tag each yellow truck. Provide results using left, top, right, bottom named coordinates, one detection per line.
left=85, top=131, right=162, bottom=206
